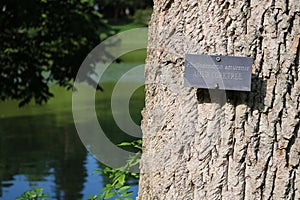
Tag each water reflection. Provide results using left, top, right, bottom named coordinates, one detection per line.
left=0, top=113, right=92, bottom=199
left=0, top=83, right=143, bottom=199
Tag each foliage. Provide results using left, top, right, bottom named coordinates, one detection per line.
left=0, top=0, right=114, bottom=106
left=96, top=0, right=153, bottom=21
left=118, top=139, right=142, bottom=151
left=89, top=139, right=141, bottom=200
left=15, top=188, right=50, bottom=200
left=131, top=8, right=153, bottom=26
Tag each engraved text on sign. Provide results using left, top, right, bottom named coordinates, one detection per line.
left=184, top=54, right=253, bottom=91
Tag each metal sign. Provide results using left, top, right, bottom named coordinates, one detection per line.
left=184, top=54, right=253, bottom=91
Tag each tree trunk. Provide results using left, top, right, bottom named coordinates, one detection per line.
left=138, top=0, right=300, bottom=199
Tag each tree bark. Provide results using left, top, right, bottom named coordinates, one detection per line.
left=138, top=0, right=300, bottom=199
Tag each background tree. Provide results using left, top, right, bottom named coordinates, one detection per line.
left=96, top=0, right=153, bottom=22
left=0, top=0, right=113, bottom=106
left=138, top=0, right=300, bottom=199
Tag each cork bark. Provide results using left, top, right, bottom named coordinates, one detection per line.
left=138, top=0, right=300, bottom=199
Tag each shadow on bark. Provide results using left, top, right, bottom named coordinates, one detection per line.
left=196, top=73, right=267, bottom=110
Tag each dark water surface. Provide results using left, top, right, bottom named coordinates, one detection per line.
left=0, top=81, right=144, bottom=200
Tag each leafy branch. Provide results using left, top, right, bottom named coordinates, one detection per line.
left=89, top=139, right=142, bottom=200
left=15, top=188, right=50, bottom=200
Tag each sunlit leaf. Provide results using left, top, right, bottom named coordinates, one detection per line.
left=118, top=186, right=130, bottom=193
left=104, top=191, right=116, bottom=199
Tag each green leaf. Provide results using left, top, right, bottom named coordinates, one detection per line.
left=15, top=188, right=50, bottom=200
left=114, top=182, right=123, bottom=189
left=121, top=192, right=133, bottom=197
left=4, top=48, right=19, bottom=53
left=103, top=167, right=113, bottom=174
left=88, top=195, right=97, bottom=200
left=99, top=193, right=105, bottom=199
left=118, top=186, right=130, bottom=193
left=104, top=191, right=116, bottom=199
left=36, top=188, right=43, bottom=196
left=117, top=142, right=132, bottom=147
left=102, top=185, right=113, bottom=197
left=117, top=174, right=126, bottom=185
left=93, top=169, right=103, bottom=174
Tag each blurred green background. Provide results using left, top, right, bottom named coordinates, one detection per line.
left=0, top=0, right=152, bottom=199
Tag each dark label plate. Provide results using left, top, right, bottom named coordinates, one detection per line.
left=184, top=54, right=253, bottom=91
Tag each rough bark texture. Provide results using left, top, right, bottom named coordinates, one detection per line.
left=138, top=0, right=300, bottom=199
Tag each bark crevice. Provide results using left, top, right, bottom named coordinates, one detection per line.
left=138, top=0, right=300, bottom=199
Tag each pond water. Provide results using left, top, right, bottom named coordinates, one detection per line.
left=0, top=63, right=145, bottom=200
